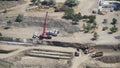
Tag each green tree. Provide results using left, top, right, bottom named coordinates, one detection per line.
left=31, top=0, right=41, bottom=5
left=85, top=23, right=92, bottom=32
left=42, top=0, right=56, bottom=6
left=88, top=15, right=96, bottom=23
left=64, top=8, right=74, bottom=15
left=76, top=12, right=82, bottom=19
left=63, top=8, right=74, bottom=19
left=49, top=0, right=56, bottom=5
left=110, top=25, right=118, bottom=33
left=92, top=22, right=97, bottom=29
left=31, top=0, right=37, bottom=5
left=111, top=18, right=117, bottom=25
left=65, top=0, right=79, bottom=7
left=37, top=0, right=41, bottom=5
left=82, top=15, right=89, bottom=19
left=72, top=16, right=79, bottom=25
left=72, top=12, right=82, bottom=25
left=15, top=14, right=24, bottom=23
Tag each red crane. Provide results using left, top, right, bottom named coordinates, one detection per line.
left=32, top=12, right=52, bottom=40
left=39, top=12, right=52, bottom=40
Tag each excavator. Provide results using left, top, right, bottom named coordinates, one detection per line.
left=32, top=12, right=59, bottom=40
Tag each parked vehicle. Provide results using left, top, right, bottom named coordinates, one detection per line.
left=92, top=52, right=103, bottom=58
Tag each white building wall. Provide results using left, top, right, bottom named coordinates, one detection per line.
left=41, top=0, right=66, bottom=3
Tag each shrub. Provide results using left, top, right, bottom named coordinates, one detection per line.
left=85, top=23, right=92, bottom=32
left=72, top=12, right=82, bottom=24
left=7, top=20, right=12, bottom=25
left=31, top=0, right=37, bottom=5
left=102, top=19, right=107, bottom=24
left=110, top=25, right=118, bottom=33
left=63, top=8, right=74, bottom=19
left=91, top=22, right=97, bottom=29
left=82, top=15, right=89, bottom=19
left=15, top=14, right=24, bottom=23
left=31, top=0, right=41, bottom=5
left=65, top=0, right=79, bottom=7
left=102, top=26, right=108, bottom=31
left=63, top=9, right=82, bottom=25
left=93, top=32, right=98, bottom=40
left=88, top=15, right=96, bottom=23
left=41, top=0, right=56, bottom=6
left=111, top=18, right=117, bottom=25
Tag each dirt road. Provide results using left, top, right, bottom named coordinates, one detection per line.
left=71, top=54, right=90, bottom=68
left=0, top=0, right=31, bottom=17
left=74, top=0, right=97, bottom=15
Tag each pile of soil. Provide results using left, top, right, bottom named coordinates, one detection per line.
left=13, top=16, right=80, bottom=33
left=97, top=56, right=120, bottom=63
left=94, top=44, right=120, bottom=51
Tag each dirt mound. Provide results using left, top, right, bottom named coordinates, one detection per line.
left=97, top=56, right=120, bottom=63
left=94, top=44, right=120, bottom=51
left=13, top=16, right=80, bottom=33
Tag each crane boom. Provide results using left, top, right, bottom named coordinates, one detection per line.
left=41, top=12, right=48, bottom=37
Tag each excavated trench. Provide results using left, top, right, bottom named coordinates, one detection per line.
left=94, top=44, right=120, bottom=63
left=0, top=50, right=16, bottom=54
left=0, top=36, right=90, bottom=48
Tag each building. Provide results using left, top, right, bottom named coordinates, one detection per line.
left=41, top=0, right=66, bottom=3
left=98, top=0, right=120, bottom=12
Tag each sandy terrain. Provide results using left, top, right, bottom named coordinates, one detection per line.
left=0, top=0, right=120, bottom=68
left=0, top=0, right=119, bottom=45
